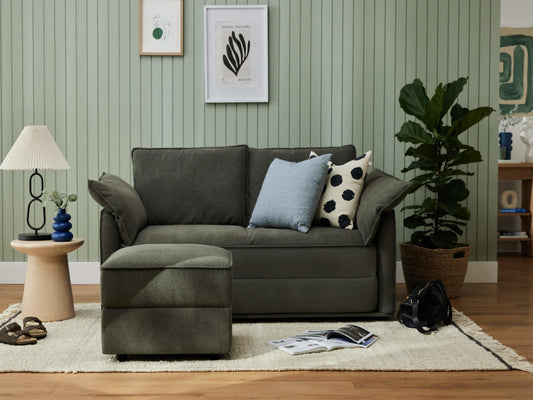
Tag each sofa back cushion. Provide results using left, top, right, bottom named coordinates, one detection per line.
left=132, top=146, right=248, bottom=225
left=247, top=145, right=357, bottom=218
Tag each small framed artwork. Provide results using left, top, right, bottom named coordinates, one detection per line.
left=204, top=5, right=268, bottom=103
left=140, top=0, right=183, bottom=56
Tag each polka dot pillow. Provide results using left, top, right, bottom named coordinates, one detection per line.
left=311, top=150, right=372, bottom=229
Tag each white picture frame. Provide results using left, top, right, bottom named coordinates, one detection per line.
left=140, top=0, right=183, bottom=56
left=204, top=5, right=268, bottom=103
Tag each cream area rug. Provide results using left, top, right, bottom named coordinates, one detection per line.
left=0, top=303, right=531, bottom=373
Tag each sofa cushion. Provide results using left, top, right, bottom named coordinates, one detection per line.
left=101, top=243, right=232, bottom=308
left=248, top=154, right=331, bottom=233
left=356, top=169, right=412, bottom=244
left=132, top=146, right=248, bottom=226
left=134, top=224, right=364, bottom=248
left=88, top=173, right=147, bottom=245
left=247, top=145, right=357, bottom=218
left=231, top=246, right=375, bottom=279
left=314, top=151, right=372, bottom=229
left=135, top=225, right=249, bottom=247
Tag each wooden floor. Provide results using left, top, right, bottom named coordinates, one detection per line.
left=0, top=253, right=532, bottom=399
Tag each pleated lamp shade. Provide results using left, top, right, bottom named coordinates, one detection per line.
left=0, top=126, right=70, bottom=170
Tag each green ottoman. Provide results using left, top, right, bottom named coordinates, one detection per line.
left=100, top=244, right=233, bottom=355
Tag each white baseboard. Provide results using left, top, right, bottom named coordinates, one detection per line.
left=1, top=260, right=498, bottom=284
left=396, top=261, right=498, bottom=283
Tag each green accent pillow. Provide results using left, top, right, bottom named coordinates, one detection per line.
left=355, top=169, right=412, bottom=244
left=88, top=173, right=147, bottom=245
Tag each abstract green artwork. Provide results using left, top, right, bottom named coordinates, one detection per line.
left=500, top=27, right=533, bottom=116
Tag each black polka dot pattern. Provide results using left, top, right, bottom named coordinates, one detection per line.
left=311, top=151, right=372, bottom=230
left=342, top=189, right=355, bottom=201
left=351, top=167, right=363, bottom=180
left=323, top=200, right=336, bottom=213
left=319, top=218, right=331, bottom=227
left=338, top=215, right=351, bottom=228
left=330, top=174, right=343, bottom=186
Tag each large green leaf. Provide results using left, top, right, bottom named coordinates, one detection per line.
left=423, top=83, right=445, bottom=131
left=399, top=79, right=430, bottom=122
left=448, top=148, right=482, bottom=167
left=450, top=103, right=469, bottom=124
left=449, top=106, right=495, bottom=136
left=438, top=198, right=462, bottom=215
left=396, top=121, right=432, bottom=144
left=405, top=143, right=437, bottom=161
left=404, top=214, right=431, bottom=229
left=441, top=78, right=468, bottom=119
left=442, top=179, right=469, bottom=202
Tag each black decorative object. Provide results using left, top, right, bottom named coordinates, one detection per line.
left=18, top=169, right=51, bottom=241
left=222, top=31, right=250, bottom=77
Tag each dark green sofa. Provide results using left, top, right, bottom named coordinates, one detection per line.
left=94, top=145, right=410, bottom=318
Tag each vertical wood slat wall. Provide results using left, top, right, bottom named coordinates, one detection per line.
left=0, top=0, right=500, bottom=262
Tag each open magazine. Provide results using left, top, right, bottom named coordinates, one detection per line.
left=268, top=324, right=378, bottom=355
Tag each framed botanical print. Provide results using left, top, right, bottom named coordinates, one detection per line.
left=204, top=5, right=268, bottom=103
left=140, top=0, right=183, bottom=56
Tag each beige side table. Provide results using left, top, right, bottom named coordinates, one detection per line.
left=10, top=238, right=84, bottom=322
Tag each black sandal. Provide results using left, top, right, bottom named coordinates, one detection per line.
left=23, top=316, right=47, bottom=339
left=0, top=322, right=37, bottom=345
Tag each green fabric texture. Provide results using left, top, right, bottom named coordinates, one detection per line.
left=101, top=244, right=232, bottom=308
left=233, top=277, right=377, bottom=315
left=100, top=243, right=233, bottom=355
left=247, top=145, right=357, bottom=218
left=132, top=146, right=248, bottom=226
left=88, top=173, right=147, bottom=246
left=230, top=246, right=376, bottom=279
left=101, top=307, right=232, bottom=355
left=134, top=225, right=364, bottom=248
left=356, top=169, right=412, bottom=245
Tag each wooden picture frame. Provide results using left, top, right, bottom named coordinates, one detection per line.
left=204, top=5, right=269, bottom=103
left=140, top=0, right=183, bottom=56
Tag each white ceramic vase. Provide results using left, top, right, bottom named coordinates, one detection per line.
left=520, top=117, right=533, bottom=163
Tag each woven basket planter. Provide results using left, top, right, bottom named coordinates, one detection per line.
left=400, top=242, right=471, bottom=298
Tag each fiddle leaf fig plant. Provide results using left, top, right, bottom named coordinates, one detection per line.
left=396, top=77, right=494, bottom=249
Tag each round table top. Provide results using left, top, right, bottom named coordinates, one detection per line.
left=10, top=238, right=84, bottom=257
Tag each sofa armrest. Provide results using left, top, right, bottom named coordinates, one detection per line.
left=100, top=210, right=122, bottom=263
left=88, top=172, right=147, bottom=246
left=356, top=169, right=411, bottom=245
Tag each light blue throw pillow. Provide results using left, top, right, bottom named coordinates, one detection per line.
left=248, top=153, right=332, bottom=233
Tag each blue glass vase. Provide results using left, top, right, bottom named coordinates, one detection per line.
left=52, top=209, right=73, bottom=242
left=499, top=132, right=513, bottom=160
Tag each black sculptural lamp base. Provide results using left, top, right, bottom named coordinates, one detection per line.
left=18, top=232, right=52, bottom=241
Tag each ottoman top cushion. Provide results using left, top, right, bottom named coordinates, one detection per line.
left=101, top=244, right=232, bottom=270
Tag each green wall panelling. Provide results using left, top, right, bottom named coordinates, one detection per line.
left=0, top=0, right=500, bottom=262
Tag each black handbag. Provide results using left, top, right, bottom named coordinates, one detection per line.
left=397, top=279, right=452, bottom=333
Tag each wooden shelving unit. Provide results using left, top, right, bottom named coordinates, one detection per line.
left=498, top=163, right=533, bottom=256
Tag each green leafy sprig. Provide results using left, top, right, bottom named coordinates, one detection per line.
left=43, top=190, right=78, bottom=211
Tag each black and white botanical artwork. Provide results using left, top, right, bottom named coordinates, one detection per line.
left=222, top=31, right=251, bottom=76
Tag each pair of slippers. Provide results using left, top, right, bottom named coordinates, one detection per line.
left=0, top=316, right=47, bottom=345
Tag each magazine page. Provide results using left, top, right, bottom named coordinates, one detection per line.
left=327, top=324, right=373, bottom=344
left=273, top=339, right=328, bottom=355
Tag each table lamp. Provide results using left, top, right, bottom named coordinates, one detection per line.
left=0, top=126, right=70, bottom=240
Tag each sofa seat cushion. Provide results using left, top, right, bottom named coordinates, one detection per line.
left=101, top=243, right=232, bottom=308
left=132, top=146, right=248, bottom=226
left=134, top=225, right=365, bottom=248
left=246, top=226, right=365, bottom=247
left=135, top=225, right=250, bottom=247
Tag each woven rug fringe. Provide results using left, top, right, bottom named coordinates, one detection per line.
left=452, top=309, right=533, bottom=373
